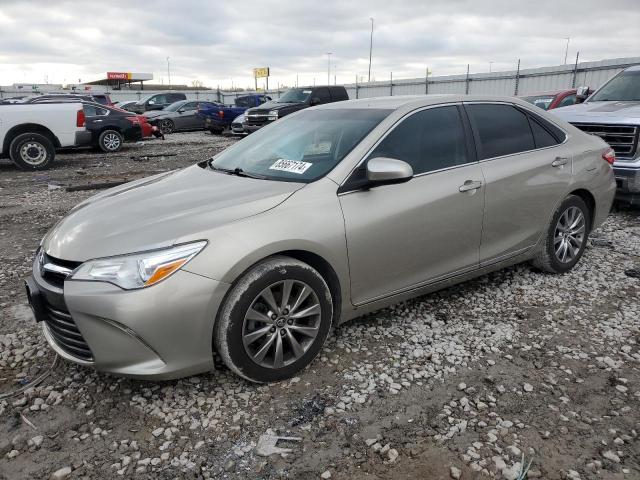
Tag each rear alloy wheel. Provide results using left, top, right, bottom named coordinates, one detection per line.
left=9, top=133, right=55, bottom=170
left=214, top=256, right=333, bottom=382
left=159, top=119, right=175, bottom=134
left=98, top=130, right=123, bottom=153
left=531, top=195, right=591, bottom=273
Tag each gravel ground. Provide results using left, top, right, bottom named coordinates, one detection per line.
left=0, top=132, right=639, bottom=480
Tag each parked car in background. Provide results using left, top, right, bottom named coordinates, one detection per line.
left=230, top=112, right=247, bottom=135
left=21, top=93, right=114, bottom=107
left=198, top=94, right=271, bottom=134
left=0, top=96, right=28, bottom=104
left=144, top=100, right=221, bottom=134
left=27, top=95, right=615, bottom=381
left=243, top=86, right=348, bottom=132
left=552, top=65, right=640, bottom=205
left=0, top=102, right=91, bottom=170
left=83, top=103, right=151, bottom=152
left=521, top=89, right=585, bottom=111
left=130, top=92, right=187, bottom=113
left=114, top=100, right=138, bottom=111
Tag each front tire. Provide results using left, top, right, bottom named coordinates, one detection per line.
left=159, top=119, right=175, bottom=134
left=214, top=256, right=333, bottom=383
left=98, top=130, right=123, bottom=153
left=530, top=195, right=591, bottom=274
left=9, top=133, right=55, bottom=170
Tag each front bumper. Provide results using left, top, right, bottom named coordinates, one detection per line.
left=613, top=165, right=640, bottom=204
left=27, top=255, right=230, bottom=380
left=243, top=122, right=270, bottom=133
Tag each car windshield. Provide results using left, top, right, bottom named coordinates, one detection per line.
left=209, top=108, right=391, bottom=183
left=164, top=101, right=188, bottom=112
left=276, top=88, right=313, bottom=103
left=590, top=70, right=640, bottom=102
left=522, top=95, right=556, bottom=110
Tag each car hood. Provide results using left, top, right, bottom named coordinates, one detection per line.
left=43, top=165, right=304, bottom=261
left=552, top=101, right=640, bottom=123
left=248, top=100, right=305, bottom=113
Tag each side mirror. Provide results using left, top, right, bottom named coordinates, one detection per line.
left=366, top=157, right=413, bottom=187
left=309, top=97, right=321, bottom=106
left=576, top=86, right=590, bottom=104
left=177, top=108, right=185, bottom=113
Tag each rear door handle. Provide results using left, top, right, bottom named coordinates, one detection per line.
left=551, top=157, right=568, bottom=167
left=459, top=180, right=482, bottom=192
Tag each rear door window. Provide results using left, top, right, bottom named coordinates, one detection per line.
left=84, top=105, right=109, bottom=116
left=466, top=104, right=535, bottom=159
left=528, top=117, right=559, bottom=148
left=314, top=88, right=331, bottom=103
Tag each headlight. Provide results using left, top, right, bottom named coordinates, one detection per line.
left=267, top=110, right=279, bottom=120
left=71, top=241, right=207, bottom=290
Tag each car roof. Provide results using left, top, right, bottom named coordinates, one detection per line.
left=315, top=94, right=538, bottom=111
left=520, top=89, right=576, bottom=97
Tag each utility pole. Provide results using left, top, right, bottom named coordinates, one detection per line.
left=166, top=57, right=171, bottom=88
left=326, top=53, right=332, bottom=85
left=564, top=37, right=570, bottom=65
left=368, top=17, right=374, bottom=83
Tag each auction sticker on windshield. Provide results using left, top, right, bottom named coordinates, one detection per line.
left=269, top=159, right=313, bottom=174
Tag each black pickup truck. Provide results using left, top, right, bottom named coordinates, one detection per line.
left=243, top=85, right=349, bottom=132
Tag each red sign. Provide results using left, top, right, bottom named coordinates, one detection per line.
left=107, top=72, right=132, bottom=80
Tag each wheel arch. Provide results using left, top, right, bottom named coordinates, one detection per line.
left=568, top=188, right=596, bottom=230
left=219, top=248, right=344, bottom=327
left=3, top=123, right=60, bottom=153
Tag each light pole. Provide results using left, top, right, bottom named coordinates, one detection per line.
left=166, top=57, right=171, bottom=88
left=326, top=53, right=332, bottom=85
left=489, top=61, right=494, bottom=73
left=564, top=37, right=570, bottom=65
left=368, top=17, right=374, bottom=83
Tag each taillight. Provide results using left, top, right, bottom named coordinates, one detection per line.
left=76, top=109, right=85, bottom=127
left=218, top=110, right=224, bottom=119
left=602, top=148, right=615, bottom=165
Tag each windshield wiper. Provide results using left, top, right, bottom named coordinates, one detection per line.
left=209, top=164, right=267, bottom=179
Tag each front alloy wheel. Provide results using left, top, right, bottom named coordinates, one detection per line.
left=242, top=280, right=321, bottom=369
left=214, top=256, right=333, bottom=382
left=159, top=119, right=174, bottom=134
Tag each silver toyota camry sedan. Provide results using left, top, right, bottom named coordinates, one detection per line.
left=26, top=95, right=616, bottom=382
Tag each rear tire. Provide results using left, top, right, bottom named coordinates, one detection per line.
left=209, top=127, right=224, bottom=135
left=159, top=119, right=174, bottom=134
left=530, top=195, right=591, bottom=274
left=98, top=130, right=123, bottom=153
left=214, top=256, right=333, bottom=383
left=9, top=133, right=55, bottom=170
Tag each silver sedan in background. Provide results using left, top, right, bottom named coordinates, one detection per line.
left=26, top=95, right=616, bottom=382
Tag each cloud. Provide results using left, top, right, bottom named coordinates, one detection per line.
left=0, top=0, right=638, bottom=88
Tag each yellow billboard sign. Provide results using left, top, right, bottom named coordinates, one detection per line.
left=253, top=67, right=270, bottom=78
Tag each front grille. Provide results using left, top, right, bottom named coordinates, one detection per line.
left=44, top=302, right=93, bottom=361
left=572, top=123, right=639, bottom=159
left=245, top=113, right=270, bottom=126
left=41, top=253, right=81, bottom=288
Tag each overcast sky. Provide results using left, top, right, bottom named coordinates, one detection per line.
left=1, top=0, right=639, bottom=89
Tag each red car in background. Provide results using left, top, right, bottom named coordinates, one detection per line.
left=521, top=88, right=590, bottom=111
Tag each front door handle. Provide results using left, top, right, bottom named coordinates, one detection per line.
left=551, top=157, right=568, bottom=167
left=459, top=180, right=482, bottom=192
